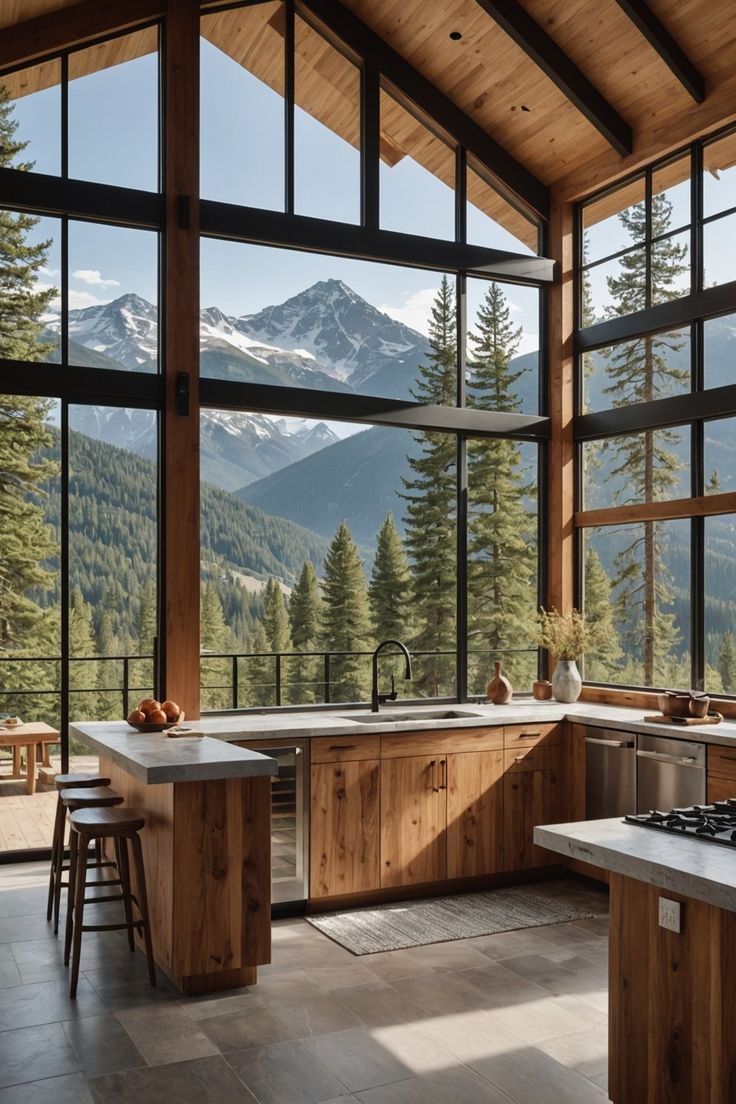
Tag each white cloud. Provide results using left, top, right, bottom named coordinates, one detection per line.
left=72, top=269, right=120, bottom=289
left=379, top=288, right=437, bottom=336
left=39, top=266, right=59, bottom=278
left=68, top=289, right=106, bottom=310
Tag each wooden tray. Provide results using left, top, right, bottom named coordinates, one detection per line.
left=644, top=712, right=723, bottom=726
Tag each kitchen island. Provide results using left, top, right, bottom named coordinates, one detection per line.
left=536, top=817, right=736, bottom=1104
left=70, top=721, right=277, bottom=995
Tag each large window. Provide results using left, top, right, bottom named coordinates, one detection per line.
left=576, top=123, right=736, bottom=693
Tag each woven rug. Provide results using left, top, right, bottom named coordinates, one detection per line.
left=306, top=886, right=599, bottom=955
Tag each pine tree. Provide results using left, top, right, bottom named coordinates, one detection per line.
left=68, top=588, right=99, bottom=722
left=369, top=514, right=412, bottom=641
left=289, top=562, right=323, bottom=704
left=245, top=623, right=276, bottom=707
left=401, top=277, right=457, bottom=696
left=602, top=195, right=689, bottom=685
left=262, top=577, right=291, bottom=654
left=719, top=631, right=736, bottom=694
left=200, top=581, right=231, bottom=710
left=466, top=281, right=538, bottom=691
left=133, top=577, right=157, bottom=701
left=583, top=547, right=623, bottom=682
left=320, top=522, right=372, bottom=702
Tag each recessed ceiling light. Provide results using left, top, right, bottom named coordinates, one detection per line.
left=449, top=31, right=463, bottom=41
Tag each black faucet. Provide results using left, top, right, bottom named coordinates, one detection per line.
left=371, top=639, right=413, bottom=712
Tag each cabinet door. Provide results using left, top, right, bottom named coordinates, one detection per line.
left=707, top=773, right=736, bottom=804
left=381, top=755, right=447, bottom=888
left=310, top=760, right=380, bottom=898
left=503, top=764, right=560, bottom=871
left=446, top=750, right=504, bottom=879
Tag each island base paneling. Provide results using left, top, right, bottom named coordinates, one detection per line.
left=608, top=871, right=736, bottom=1104
left=101, top=756, right=272, bottom=995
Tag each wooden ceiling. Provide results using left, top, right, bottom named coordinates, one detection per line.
left=1, top=0, right=735, bottom=228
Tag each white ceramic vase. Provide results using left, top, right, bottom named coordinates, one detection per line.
left=551, top=659, right=582, bottom=703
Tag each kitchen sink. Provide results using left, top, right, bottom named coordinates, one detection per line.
left=339, top=710, right=486, bottom=724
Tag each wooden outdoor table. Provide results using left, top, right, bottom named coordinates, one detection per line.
left=0, top=723, right=60, bottom=795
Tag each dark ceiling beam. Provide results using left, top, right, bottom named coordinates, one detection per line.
left=614, top=0, right=705, bottom=103
left=474, top=0, right=632, bottom=157
left=296, top=0, right=549, bottom=218
left=0, top=0, right=164, bottom=71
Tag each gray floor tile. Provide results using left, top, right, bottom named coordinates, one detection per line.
left=115, top=1005, right=219, bottom=1066
left=200, top=1005, right=297, bottom=1050
left=225, top=1039, right=348, bottom=1104
left=272, top=994, right=362, bottom=1038
left=63, top=1013, right=146, bottom=1078
left=88, top=1055, right=258, bottom=1103
left=354, top=1065, right=515, bottom=1104
left=0, top=1021, right=81, bottom=1088
left=471, top=1043, right=610, bottom=1103
left=0, top=947, right=21, bottom=990
left=0, top=977, right=105, bottom=1031
left=183, top=989, right=265, bottom=1022
left=91, top=977, right=178, bottom=1011
left=538, top=1024, right=609, bottom=1091
left=0, top=1073, right=94, bottom=1104
left=303, top=1028, right=416, bottom=1092
left=330, top=983, right=426, bottom=1028
left=0, top=916, right=56, bottom=945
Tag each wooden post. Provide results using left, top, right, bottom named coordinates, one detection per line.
left=162, top=0, right=200, bottom=718
left=547, top=195, right=575, bottom=623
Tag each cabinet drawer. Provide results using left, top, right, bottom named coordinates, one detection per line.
left=708, top=745, right=736, bottom=781
left=708, top=772, right=736, bottom=804
left=504, top=746, right=555, bottom=772
left=381, top=726, right=503, bottom=759
left=504, top=723, right=560, bottom=749
left=311, top=735, right=381, bottom=763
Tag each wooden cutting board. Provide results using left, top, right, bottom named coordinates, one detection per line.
left=644, top=712, right=724, bottom=726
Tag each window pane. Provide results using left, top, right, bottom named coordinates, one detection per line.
left=200, top=238, right=453, bottom=402
left=467, top=279, right=539, bottom=415
left=380, top=90, right=455, bottom=240
left=703, top=130, right=736, bottom=219
left=467, top=440, right=538, bottom=695
left=0, top=395, right=60, bottom=854
left=200, top=411, right=456, bottom=707
left=581, top=327, right=690, bottom=414
left=652, top=156, right=691, bottom=233
left=582, top=177, right=645, bottom=264
left=68, top=406, right=158, bottom=736
left=704, top=312, right=736, bottom=390
left=582, top=520, right=690, bottom=688
left=705, top=514, right=736, bottom=694
left=68, top=28, right=159, bottom=191
left=295, top=16, right=360, bottom=223
left=0, top=60, right=61, bottom=175
left=68, top=222, right=159, bottom=372
left=704, top=418, right=736, bottom=495
left=200, top=3, right=285, bottom=209
left=581, top=247, right=646, bottom=323
left=703, top=211, right=736, bottom=289
left=651, top=230, right=690, bottom=303
left=0, top=211, right=60, bottom=364
left=582, top=427, right=690, bottom=510
left=466, top=161, right=538, bottom=254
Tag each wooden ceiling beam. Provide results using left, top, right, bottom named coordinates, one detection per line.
left=474, top=0, right=633, bottom=157
left=0, top=0, right=165, bottom=72
left=297, top=0, right=549, bottom=217
left=614, top=0, right=705, bottom=104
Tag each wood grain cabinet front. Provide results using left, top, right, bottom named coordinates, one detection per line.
left=310, top=760, right=380, bottom=898
left=707, top=745, right=736, bottom=803
left=380, top=755, right=447, bottom=888
left=503, top=753, right=561, bottom=870
left=446, top=750, right=505, bottom=879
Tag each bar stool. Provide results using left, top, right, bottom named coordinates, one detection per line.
left=47, top=772, right=114, bottom=932
left=64, top=806, right=156, bottom=998
left=53, top=786, right=124, bottom=937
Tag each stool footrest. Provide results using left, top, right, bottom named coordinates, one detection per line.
left=82, top=892, right=126, bottom=905
left=82, top=919, right=143, bottom=933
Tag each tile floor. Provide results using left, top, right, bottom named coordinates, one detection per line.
left=0, top=862, right=611, bottom=1104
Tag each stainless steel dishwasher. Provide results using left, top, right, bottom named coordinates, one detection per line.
left=636, top=733, right=706, bottom=812
left=585, top=728, right=637, bottom=819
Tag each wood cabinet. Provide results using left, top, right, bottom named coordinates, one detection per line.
left=707, top=745, right=736, bottom=803
left=310, top=759, right=380, bottom=898
left=503, top=751, right=561, bottom=870
left=380, top=754, right=448, bottom=887
left=446, top=750, right=504, bottom=879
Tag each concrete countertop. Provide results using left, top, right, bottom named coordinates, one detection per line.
left=69, top=721, right=279, bottom=786
left=535, top=817, right=736, bottom=913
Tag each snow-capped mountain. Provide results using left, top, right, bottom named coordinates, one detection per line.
left=66, top=293, right=159, bottom=371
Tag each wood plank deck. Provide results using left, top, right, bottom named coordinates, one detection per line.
left=0, top=754, right=98, bottom=854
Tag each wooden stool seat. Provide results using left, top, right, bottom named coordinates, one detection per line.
left=60, top=786, right=124, bottom=809
left=69, top=807, right=146, bottom=834
left=54, top=772, right=111, bottom=790
left=65, top=808, right=155, bottom=998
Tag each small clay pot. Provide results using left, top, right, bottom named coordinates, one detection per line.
left=688, top=694, right=710, bottom=719
left=487, top=660, right=513, bottom=704
left=532, top=679, right=553, bottom=701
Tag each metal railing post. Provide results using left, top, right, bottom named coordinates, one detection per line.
left=324, top=653, right=330, bottom=704
left=232, top=654, right=238, bottom=710
left=123, top=656, right=129, bottom=719
left=275, top=654, right=282, bottom=707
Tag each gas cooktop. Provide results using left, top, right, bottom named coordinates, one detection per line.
left=625, top=801, right=736, bottom=849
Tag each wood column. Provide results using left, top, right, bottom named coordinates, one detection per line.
left=162, top=0, right=200, bottom=717
left=547, top=195, right=575, bottom=622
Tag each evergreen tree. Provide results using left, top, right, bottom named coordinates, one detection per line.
left=466, top=281, right=537, bottom=690
left=583, top=547, right=623, bottom=682
left=245, top=623, right=276, bottom=707
left=262, top=577, right=291, bottom=654
left=200, top=581, right=231, bottom=710
left=719, top=631, right=736, bottom=694
left=68, top=588, right=99, bottom=723
left=133, top=577, right=157, bottom=701
left=289, top=562, right=323, bottom=704
left=369, top=514, right=412, bottom=641
left=320, top=522, right=372, bottom=702
left=602, top=195, right=689, bottom=685
left=401, top=277, right=457, bottom=696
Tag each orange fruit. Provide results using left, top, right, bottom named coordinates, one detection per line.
left=139, top=699, right=161, bottom=715
left=147, top=709, right=167, bottom=724
left=127, top=709, right=146, bottom=725
left=161, top=699, right=180, bottom=719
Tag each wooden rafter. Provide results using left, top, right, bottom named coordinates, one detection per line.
left=474, top=0, right=632, bottom=157
left=614, top=0, right=705, bottom=104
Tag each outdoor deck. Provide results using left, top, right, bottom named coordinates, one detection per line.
left=0, top=754, right=98, bottom=854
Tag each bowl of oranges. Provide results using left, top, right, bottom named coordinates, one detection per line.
left=126, top=699, right=184, bottom=732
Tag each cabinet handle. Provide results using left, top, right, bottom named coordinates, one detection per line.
left=428, top=759, right=437, bottom=791
left=516, top=731, right=542, bottom=739
left=329, top=744, right=356, bottom=751
left=716, top=753, right=736, bottom=763
left=440, top=759, right=447, bottom=789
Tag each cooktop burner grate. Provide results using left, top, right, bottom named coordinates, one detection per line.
left=625, top=800, right=736, bottom=849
